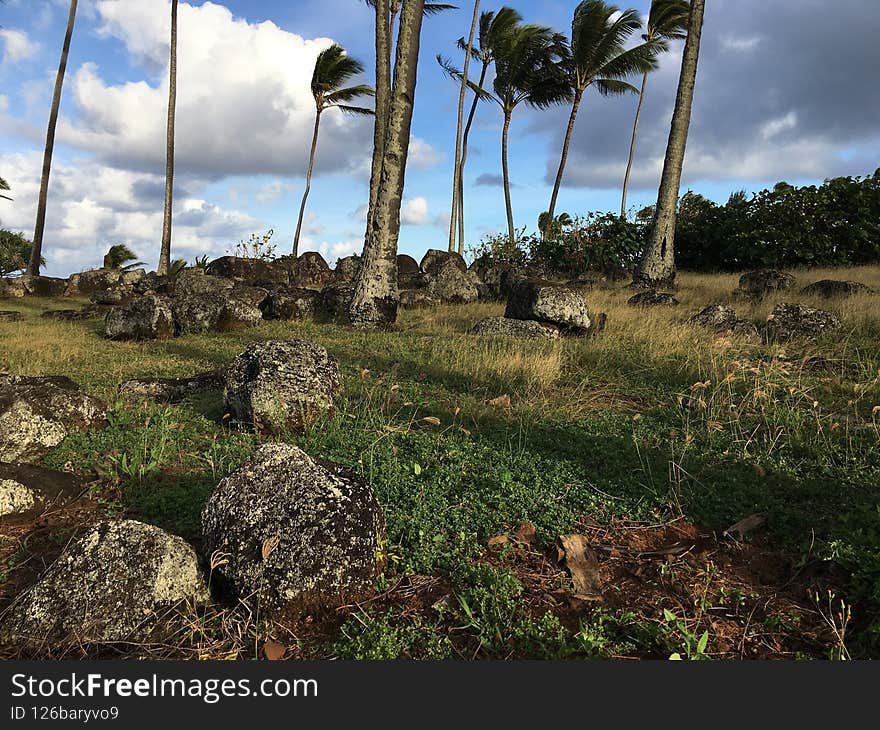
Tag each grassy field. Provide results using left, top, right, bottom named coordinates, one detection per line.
left=1, top=266, right=879, bottom=659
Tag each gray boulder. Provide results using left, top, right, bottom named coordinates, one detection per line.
left=318, top=282, right=355, bottom=322
left=201, top=444, right=385, bottom=616
left=172, top=292, right=225, bottom=333
left=471, top=317, right=561, bottom=340
left=766, top=303, right=842, bottom=342
left=205, top=256, right=289, bottom=288
left=0, top=311, right=24, bottom=322
left=0, top=520, right=210, bottom=647
left=505, top=279, right=592, bottom=334
left=0, top=463, right=85, bottom=521
left=628, top=291, right=680, bottom=308
left=261, top=287, right=321, bottom=321
left=0, top=376, right=107, bottom=463
left=397, top=254, right=422, bottom=289
left=118, top=370, right=225, bottom=404
left=420, top=249, right=467, bottom=276
left=801, top=280, right=874, bottom=298
left=686, top=305, right=758, bottom=338
left=224, top=340, right=342, bottom=433
left=105, top=295, right=175, bottom=340
left=20, top=276, right=67, bottom=298
left=738, top=270, right=796, bottom=298
left=334, top=256, right=362, bottom=282
left=217, top=288, right=267, bottom=331
left=172, top=269, right=234, bottom=298
left=399, top=289, right=441, bottom=310
left=0, top=278, right=27, bottom=299
left=41, top=304, right=108, bottom=322
left=289, top=252, right=334, bottom=289
left=426, top=259, right=480, bottom=304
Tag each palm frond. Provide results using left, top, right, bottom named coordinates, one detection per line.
left=437, top=54, right=498, bottom=105
left=311, top=44, right=368, bottom=100
left=594, top=78, right=640, bottom=96
left=331, top=104, right=376, bottom=116
left=324, top=84, right=375, bottom=106
left=648, top=0, right=690, bottom=42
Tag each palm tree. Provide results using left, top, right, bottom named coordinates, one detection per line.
left=28, top=0, right=78, bottom=278
left=158, top=0, right=178, bottom=277
left=0, top=177, right=11, bottom=202
left=103, top=244, right=146, bottom=271
left=351, top=0, right=426, bottom=329
left=546, top=1, right=658, bottom=225
left=621, top=0, right=689, bottom=218
left=634, top=0, right=705, bottom=288
left=293, top=44, right=374, bottom=257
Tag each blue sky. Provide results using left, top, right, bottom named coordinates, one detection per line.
left=1, top=0, right=878, bottom=276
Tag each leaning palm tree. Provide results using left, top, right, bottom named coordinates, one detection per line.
left=546, top=1, right=658, bottom=224
left=103, top=244, right=146, bottom=271
left=293, top=44, right=374, bottom=257
left=158, top=0, right=178, bottom=277
left=0, top=177, right=11, bottom=202
left=634, top=0, right=705, bottom=288
left=28, top=0, right=78, bottom=278
left=621, top=0, right=689, bottom=218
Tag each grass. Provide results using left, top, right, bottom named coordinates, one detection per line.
left=1, top=266, right=879, bottom=659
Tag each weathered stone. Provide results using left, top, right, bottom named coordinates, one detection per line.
left=0, top=278, right=27, bottom=299
left=318, top=282, right=355, bottom=322
left=201, top=444, right=385, bottom=616
left=224, top=340, right=342, bottom=433
left=686, top=305, right=758, bottom=338
left=65, top=268, right=145, bottom=297
left=801, top=280, right=874, bottom=298
left=0, top=463, right=85, bottom=521
left=505, top=279, right=592, bottom=334
left=205, top=256, right=289, bottom=287
left=172, top=269, right=234, bottom=298
left=41, top=304, right=107, bottom=322
left=766, top=303, right=842, bottom=342
left=0, top=377, right=106, bottom=463
left=399, top=289, right=441, bottom=309
left=131, top=271, right=170, bottom=296
left=333, top=255, right=362, bottom=282
left=20, top=276, right=67, bottom=298
left=105, top=295, right=175, bottom=341
left=0, top=311, right=24, bottom=322
left=261, top=287, right=321, bottom=321
left=420, top=249, right=467, bottom=276
left=738, top=270, right=796, bottom=298
left=471, top=317, right=561, bottom=340
left=397, top=254, right=420, bottom=278
left=0, top=520, right=210, bottom=647
left=628, top=291, right=680, bottom=308
left=89, top=286, right=133, bottom=306
left=289, top=252, right=333, bottom=289
left=426, top=259, right=480, bottom=304
left=217, top=289, right=266, bottom=331
left=118, top=370, right=225, bottom=404
left=171, top=293, right=224, bottom=333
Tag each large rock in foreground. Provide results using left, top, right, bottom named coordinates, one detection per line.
left=471, top=317, right=561, bottom=340
left=224, top=340, right=342, bottom=433
left=0, top=520, right=210, bottom=648
left=0, top=376, right=107, bottom=463
left=0, top=463, right=85, bottom=521
left=104, top=295, right=175, bottom=340
left=766, top=303, right=842, bottom=342
left=201, top=444, right=385, bottom=616
left=505, top=279, right=591, bottom=334
left=426, top=259, right=480, bottom=304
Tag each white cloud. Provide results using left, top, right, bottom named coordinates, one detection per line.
left=408, top=137, right=444, bottom=170
left=0, top=29, right=39, bottom=64
left=721, top=35, right=762, bottom=52
left=760, top=111, right=798, bottom=140
left=400, top=197, right=429, bottom=225
left=299, top=238, right=362, bottom=266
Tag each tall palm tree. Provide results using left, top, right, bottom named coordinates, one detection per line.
left=157, top=0, right=178, bottom=277
left=621, top=0, right=689, bottom=218
left=546, top=0, right=658, bottom=225
left=293, top=44, right=374, bottom=257
left=351, top=0, right=426, bottom=329
left=28, top=0, right=78, bottom=278
left=634, top=0, right=705, bottom=289
left=447, top=0, right=481, bottom=252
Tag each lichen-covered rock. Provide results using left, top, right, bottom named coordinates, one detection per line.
left=172, top=269, right=234, bottom=298
left=505, top=279, right=592, bottom=334
left=118, top=370, right=225, bottom=404
left=201, top=444, right=385, bottom=616
left=399, top=289, right=441, bottom=310
left=318, top=282, right=355, bottom=322
left=224, top=340, right=342, bottom=433
left=289, top=252, right=333, bottom=289
left=397, top=254, right=422, bottom=289
left=41, top=304, right=107, bottom=322
left=471, top=317, right=561, bottom=340
left=687, top=304, right=739, bottom=330
left=0, top=278, right=27, bottom=299
left=0, top=376, right=107, bottom=463
left=628, top=291, right=680, bottom=308
left=426, top=259, right=480, bottom=304
left=65, top=268, right=145, bottom=297
left=0, top=463, right=85, bottom=521
left=261, top=287, right=321, bottom=321
left=171, top=292, right=225, bottom=333
left=333, top=255, right=362, bottom=282
left=20, top=276, right=67, bottom=298
left=217, top=289, right=267, bottom=331
left=738, top=270, right=796, bottom=298
left=205, top=256, right=289, bottom=287
left=0, top=310, right=24, bottom=322
left=105, top=295, right=175, bottom=340
left=801, top=280, right=874, bottom=298
left=0, top=520, right=210, bottom=647
left=766, top=303, right=842, bottom=342
left=420, top=249, right=467, bottom=276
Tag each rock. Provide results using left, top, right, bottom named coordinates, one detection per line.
left=471, top=317, right=561, bottom=340
left=766, top=303, right=842, bottom=342
left=318, top=282, right=355, bottom=322
left=20, top=276, right=67, bottom=298
left=41, top=304, right=107, bottom=322
left=0, top=520, right=210, bottom=647
left=399, top=289, right=441, bottom=310
left=568, top=271, right=611, bottom=291
left=201, top=444, right=385, bottom=616
left=0, top=311, right=24, bottom=322
left=333, top=255, right=362, bottom=282
left=118, top=370, right=225, bottom=404
left=738, top=270, right=796, bottom=298
left=686, top=305, right=758, bottom=338
left=426, top=259, right=480, bottom=304
left=261, top=287, right=321, bottom=321
left=0, top=376, right=107, bottom=463
left=172, top=269, right=234, bottom=298
left=420, top=249, right=467, bottom=276
left=217, top=288, right=267, bottom=331
left=289, top=252, right=333, bottom=289
left=105, top=295, right=176, bottom=341
left=0, top=463, right=85, bottom=521
left=171, top=293, right=225, bottom=333
left=89, top=286, right=133, bottom=306
left=0, top=278, right=27, bottom=299
left=65, top=268, right=144, bottom=297
left=505, top=279, right=592, bottom=334
left=397, top=253, right=421, bottom=281
left=728, top=320, right=761, bottom=339
left=132, top=271, right=170, bottom=296
left=205, top=256, right=288, bottom=288
left=224, top=340, right=342, bottom=433
left=801, top=280, right=874, bottom=298
left=628, top=291, right=680, bottom=308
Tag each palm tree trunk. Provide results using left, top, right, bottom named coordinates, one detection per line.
left=621, top=73, right=648, bottom=219
left=28, top=0, right=78, bottom=278
left=457, top=61, right=489, bottom=255
left=634, top=0, right=705, bottom=289
left=448, top=0, right=481, bottom=252
left=293, top=109, right=322, bottom=258
left=547, top=88, right=583, bottom=225
left=158, top=0, right=178, bottom=276
left=365, top=0, right=392, bottom=237
left=350, top=0, right=425, bottom=329
left=501, top=109, right=515, bottom=246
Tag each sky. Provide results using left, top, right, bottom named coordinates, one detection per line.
left=0, top=0, right=878, bottom=277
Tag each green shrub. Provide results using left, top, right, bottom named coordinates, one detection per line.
left=0, top=228, right=35, bottom=277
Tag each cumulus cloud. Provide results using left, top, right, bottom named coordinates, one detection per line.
left=0, top=29, right=39, bottom=64
left=400, top=197, right=429, bottom=225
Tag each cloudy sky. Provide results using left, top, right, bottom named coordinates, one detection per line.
left=1, top=0, right=878, bottom=276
